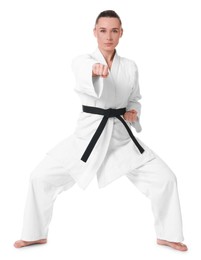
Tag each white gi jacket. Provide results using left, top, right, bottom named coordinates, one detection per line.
left=47, top=48, right=155, bottom=189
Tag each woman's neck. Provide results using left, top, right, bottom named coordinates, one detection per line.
left=99, top=48, right=116, bottom=69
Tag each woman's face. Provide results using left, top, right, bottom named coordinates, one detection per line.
left=93, top=17, right=123, bottom=53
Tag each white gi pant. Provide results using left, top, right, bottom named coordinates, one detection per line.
left=20, top=154, right=184, bottom=242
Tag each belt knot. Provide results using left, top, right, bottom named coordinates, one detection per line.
left=105, top=108, right=117, bottom=118
left=81, top=105, right=145, bottom=162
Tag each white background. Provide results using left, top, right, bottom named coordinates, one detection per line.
left=0, top=0, right=201, bottom=259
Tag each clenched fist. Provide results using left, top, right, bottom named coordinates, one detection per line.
left=123, top=109, right=138, bottom=123
left=92, top=63, right=109, bottom=78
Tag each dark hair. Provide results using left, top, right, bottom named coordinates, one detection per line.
left=95, top=10, right=122, bottom=26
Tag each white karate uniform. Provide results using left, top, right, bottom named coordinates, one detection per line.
left=20, top=49, right=184, bottom=242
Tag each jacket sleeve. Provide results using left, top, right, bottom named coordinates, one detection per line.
left=71, top=54, right=104, bottom=98
left=126, top=63, right=142, bottom=132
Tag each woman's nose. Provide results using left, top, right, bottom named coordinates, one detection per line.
left=106, top=32, right=112, bottom=40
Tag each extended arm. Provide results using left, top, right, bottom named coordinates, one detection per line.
left=72, top=55, right=106, bottom=98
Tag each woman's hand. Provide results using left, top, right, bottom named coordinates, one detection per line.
left=123, top=109, right=138, bottom=122
left=92, top=63, right=109, bottom=78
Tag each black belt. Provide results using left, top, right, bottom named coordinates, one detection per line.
left=81, top=105, right=145, bottom=162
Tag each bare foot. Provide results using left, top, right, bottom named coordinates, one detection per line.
left=14, top=239, right=47, bottom=248
left=157, top=239, right=188, bottom=251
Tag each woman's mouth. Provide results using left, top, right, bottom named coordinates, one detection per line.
left=105, top=43, right=113, bottom=46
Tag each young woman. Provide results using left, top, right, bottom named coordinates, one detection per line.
left=14, top=10, right=188, bottom=251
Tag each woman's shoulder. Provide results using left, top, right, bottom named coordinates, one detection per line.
left=72, top=53, right=94, bottom=62
left=119, top=55, right=138, bottom=71
left=71, top=52, right=98, bottom=70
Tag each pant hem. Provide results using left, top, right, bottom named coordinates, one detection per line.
left=157, top=235, right=184, bottom=243
left=21, top=234, right=48, bottom=242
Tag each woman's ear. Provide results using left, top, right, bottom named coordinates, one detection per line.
left=120, top=28, right=123, bottom=37
left=93, top=28, right=97, bottom=38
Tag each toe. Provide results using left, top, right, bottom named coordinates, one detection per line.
left=175, top=243, right=188, bottom=251
left=14, top=240, right=24, bottom=248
